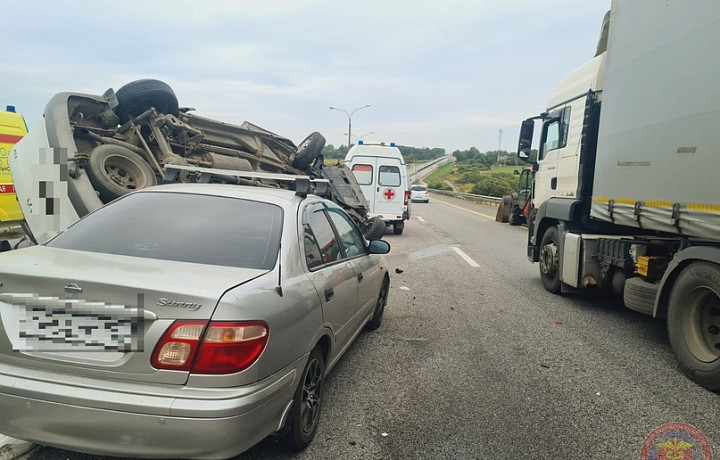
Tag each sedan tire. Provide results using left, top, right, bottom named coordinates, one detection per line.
left=282, top=346, right=325, bottom=452
left=365, top=277, right=389, bottom=331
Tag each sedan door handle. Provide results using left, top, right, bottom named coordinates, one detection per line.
left=357, top=273, right=364, bottom=283
left=324, top=286, right=334, bottom=302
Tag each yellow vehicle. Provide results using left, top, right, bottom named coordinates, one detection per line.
left=0, top=106, right=28, bottom=250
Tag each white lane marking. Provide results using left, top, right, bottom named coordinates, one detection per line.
left=452, top=247, right=480, bottom=267
left=416, top=216, right=426, bottom=222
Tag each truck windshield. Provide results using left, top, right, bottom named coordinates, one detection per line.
left=47, top=192, right=283, bottom=270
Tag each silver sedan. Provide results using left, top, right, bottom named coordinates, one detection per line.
left=0, top=183, right=390, bottom=459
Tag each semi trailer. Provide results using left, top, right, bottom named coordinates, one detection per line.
left=518, top=0, right=720, bottom=389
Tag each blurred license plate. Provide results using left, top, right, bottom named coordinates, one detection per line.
left=1, top=293, right=143, bottom=352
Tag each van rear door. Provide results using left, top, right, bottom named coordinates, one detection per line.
left=349, top=160, right=375, bottom=209
left=374, top=161, right=404, bottom=219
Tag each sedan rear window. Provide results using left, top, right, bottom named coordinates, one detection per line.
left=411, top=185, right=427, bottom=191
left=47, top=192, right=283, bottom=270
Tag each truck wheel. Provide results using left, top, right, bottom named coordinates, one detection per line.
left=667, top=261, right=720, bottom=390
left=623, top=276, right=657, bottom=316
left=114, top=79, right=179, bottom=123
left=85, top=145, right=157, bottom=203
left=281, top=346, right=325, bottom=451
left=539, top=226, right=561, bottom=294
left=292, top=132, right=326, bottom=170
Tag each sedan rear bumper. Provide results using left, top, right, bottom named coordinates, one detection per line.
left=0, top=364, right=299, bottom=459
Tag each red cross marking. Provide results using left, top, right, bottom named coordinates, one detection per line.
left=383, top=188, right=395, bottom=200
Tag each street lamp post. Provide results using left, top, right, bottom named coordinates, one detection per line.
left=344, top=131, right=375, bottom=143
left=329, top=105, right=371, bottom=148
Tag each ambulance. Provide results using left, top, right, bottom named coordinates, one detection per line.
left=345, top=141, right=409, bottom=235
left=0, top=106, right=28, bottom=251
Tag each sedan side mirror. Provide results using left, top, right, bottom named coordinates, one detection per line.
left=368, top=239, right=390, bottom=254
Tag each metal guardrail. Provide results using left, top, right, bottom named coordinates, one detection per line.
left=428, top=188, right=502, bottom=206
left=410, top=155, right=502, bottom=206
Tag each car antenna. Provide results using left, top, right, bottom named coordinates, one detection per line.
left=275, top=243, right=283, bottom=297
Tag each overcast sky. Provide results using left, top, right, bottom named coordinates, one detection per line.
left=3, top=0, right=610, bottom=153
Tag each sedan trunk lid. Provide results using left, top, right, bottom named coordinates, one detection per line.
left=0, top=246, right=269, bottom=385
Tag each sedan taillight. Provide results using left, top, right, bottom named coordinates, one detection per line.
left=151, top=320, right=269, bottom=374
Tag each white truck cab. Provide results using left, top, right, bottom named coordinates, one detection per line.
left=345, top=141, right=409, bottom=235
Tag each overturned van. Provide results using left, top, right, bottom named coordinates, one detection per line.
left=10, top=79, right=381, bottom=243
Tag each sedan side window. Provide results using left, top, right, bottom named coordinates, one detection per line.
left=303, top=224, right=325, bottom=270
left=303, top=205, right=343, bottom=269
left=326, top=209, right=365, bottom=258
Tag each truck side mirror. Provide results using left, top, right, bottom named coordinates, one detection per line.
left=517, top=119, right=534, bottom=160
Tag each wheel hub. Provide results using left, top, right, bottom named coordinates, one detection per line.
left=301, top=360, right=323, bottom=432
left=539, top=243, right=558, bottom=276
left=684, top=288, right=720, bottom=362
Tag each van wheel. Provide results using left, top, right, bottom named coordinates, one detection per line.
left=667, top=262, right=720, bottom=390
left=114, top=79, right=179, bottom=123
left=393, top=222, right=404, bottom=235
left=539, top=226, right=561, bottom=294
left=282, top=347, right=325, bottom=451
left=364, top=217, right=386, bottom=240
left=85, top=145, right=157, bottom=202
left=292, top=132, right=326, bottom=170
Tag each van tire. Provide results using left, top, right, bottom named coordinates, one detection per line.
left=393, top=221, right=404, bottom=235
left=85, top=145, right=157, bottom=202
left=292, top=132, right=326, bottom=170
left=364, top=217, right=386, bottom=240
left=115, top=79, right=179, bottom=123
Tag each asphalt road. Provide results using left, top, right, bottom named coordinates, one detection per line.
left=24, top=193, right=720, bottom=460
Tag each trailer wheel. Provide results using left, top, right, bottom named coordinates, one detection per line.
left=115, top=79, right=179, bottom=123
left=292, top=132, right=326, bottom=170
left=539, top=226, right=561, bottom=293
left=85, top=145, right=157, bottom=203
left=667, top=261, right=720, bottom=390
